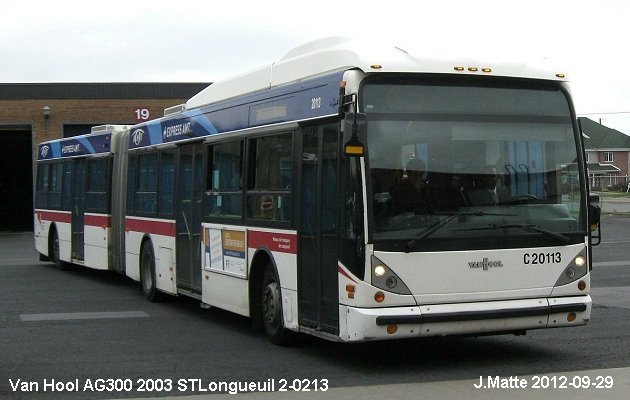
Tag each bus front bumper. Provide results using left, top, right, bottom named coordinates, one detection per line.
left=342, top=295, right=591, bottom=342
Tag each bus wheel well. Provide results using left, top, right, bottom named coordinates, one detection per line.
left=249, top=250, right=275, bottom=330
left=48, top=224, right=68, bottom=270
left=47, top=224, right=58, bottom=256
left=139, top=235, right=153, bottom=255
left=139, top=236, right=161, bottom=302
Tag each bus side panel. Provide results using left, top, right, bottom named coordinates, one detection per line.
left=56, top=221, right=72, bottom=263
left=34, top=210, right=73, bottom=263
left=124, top=216, right=177, bottom=294
left=156, top=245, right=176, bottom=294
left=33, top=211, right=51, bottom=256
left=273, top=251, right=299, bottom=330
left=201, top=269, right=250, bottom=317
left=83, top=213, right=110, bottom=270
left=246, top=229, right=299, bottom=330
left=198, top=225, right=299, bottom=328
left=125, top=229, right=143, bottom=282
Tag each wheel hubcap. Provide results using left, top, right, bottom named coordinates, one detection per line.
left=263, top=282, right=279, bottom=328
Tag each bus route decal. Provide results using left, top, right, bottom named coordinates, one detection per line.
left=247, top=231, right=296, bottom=254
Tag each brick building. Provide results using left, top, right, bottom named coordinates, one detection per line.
left=580, top=117, right=630, bottom=190
left=0, top=82, right=209, bottom=231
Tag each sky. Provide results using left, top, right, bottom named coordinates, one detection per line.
left=3, top=0, right=630, bottom=133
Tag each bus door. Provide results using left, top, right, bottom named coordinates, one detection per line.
left=71, top=158, right=87, bottom=261
left=298, top=124, right=340, bottom=334
left=175, top=143, right=204, bottom=294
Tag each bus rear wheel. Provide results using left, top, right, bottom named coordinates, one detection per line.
left=261, top=266, right=289, bottom=345
left=140, top=243, right=161, bottom=302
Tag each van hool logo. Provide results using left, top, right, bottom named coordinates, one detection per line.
left=132, top=129, right=145, bottom=146
left=40, top=145, right=50, bottom=158
left=468, top=258, right=504, bottom=271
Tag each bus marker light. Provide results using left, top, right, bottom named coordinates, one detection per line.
left=370, top=64, right=383, bottom=70
left=454, top=66, right=465, bottom=71
left=387, top=325, right=398, bottom=334
left=556, top=73, right=566, bottom=78
left=567, top=312, right=577, bottom=322
left=374, top=292, right=385, bottom=303
left=482, top=68, right=492, bottom=73
left=346, top=284, right=355, bottom=299
left=468, top=67, right=478, bottom=72
left=344, top=144, right=365, bottom=156
left=578, top=280, right=586, bottom=291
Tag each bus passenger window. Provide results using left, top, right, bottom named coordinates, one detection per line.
left=246, top=133, right=292, bottom=222
left=205, top=141, right=243, bottom=219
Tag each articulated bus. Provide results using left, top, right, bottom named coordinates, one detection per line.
left=34, top=37, right=601, bottom=344
left=34, top=125, right=128, bottom=270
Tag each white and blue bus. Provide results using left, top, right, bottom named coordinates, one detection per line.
left=35, top=37, right=601, bottom=344
left=34, top=125, right=128, bottom=270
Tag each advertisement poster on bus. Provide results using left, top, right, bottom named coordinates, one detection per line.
left=204, top=227, right=246, bottom=277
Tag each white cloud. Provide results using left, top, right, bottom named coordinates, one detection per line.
left=2, top=0, right=629, bottom=132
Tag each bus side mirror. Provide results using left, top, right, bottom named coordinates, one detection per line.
left=588, top=194, right=601, bottom=246
left=343, top=113, right=367, bottom=157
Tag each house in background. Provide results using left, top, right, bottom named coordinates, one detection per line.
left=579, top=117, right=630, bottom=190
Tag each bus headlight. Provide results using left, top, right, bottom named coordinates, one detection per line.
left=554, top=250, right=588, bottom=287
left=574, top=255, right=585, bottom=267
left=371, top=256, right=411, bottom=295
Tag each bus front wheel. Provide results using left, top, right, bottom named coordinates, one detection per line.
left=261, top=266, right=290, bottom=345
left=140, top=243, right=161, bottom=302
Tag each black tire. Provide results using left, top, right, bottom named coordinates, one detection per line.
left=261, top=266, right=290, bottom=345
left=140, top=243, right=161, bottom=302
left=50, top=229, right=69, bottom=271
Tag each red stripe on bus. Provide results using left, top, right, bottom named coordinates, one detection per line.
left=125, top=218, right=176, bottom=237
left=247, top=230, right=297, bottom=254
left=36, top=210, right=72, bottom=224
left=338, top=264, right=357, bottom=283
left=84, top=214, right=111, bottom=228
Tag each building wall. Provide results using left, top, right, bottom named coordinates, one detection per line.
left=0, top=83, right=208, bottom=231
left=0, top=98, right=186, bottom=146
left=596, top=150, right=629, bottom=177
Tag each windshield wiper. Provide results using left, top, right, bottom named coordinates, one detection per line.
left=404, top=211, right=516, bottom=250
left=456, top=223, right=571, bottom=244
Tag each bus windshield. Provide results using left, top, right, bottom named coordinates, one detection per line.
left=362, top=76, right=586, bottom=250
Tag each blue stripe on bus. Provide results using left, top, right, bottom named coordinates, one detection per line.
left=77, top=137, right=96, bottom=154
left=37, top=132, right=112, bottom=160
left=184, top=108, right=219, bottom=135
left=128, top=70, right=344, bottom=150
